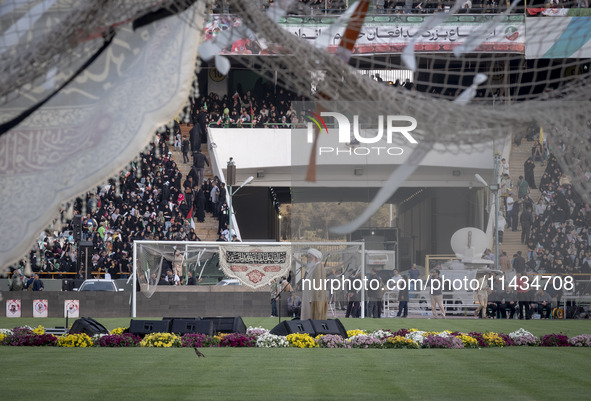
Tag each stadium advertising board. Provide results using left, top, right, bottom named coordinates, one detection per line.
left=205, top=14, right=525, bottom=55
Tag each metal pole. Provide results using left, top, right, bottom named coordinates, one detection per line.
left=227, top=157, right=236, bottom=242
left=132, top=241, right=137, bottom=317
left=228, top=185, right=233, bottom=242
left=361, top=242, right=366, bottom=318
left=494, top=153, right=500, bottom=270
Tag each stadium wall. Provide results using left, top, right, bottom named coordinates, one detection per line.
left=0, top=287, right=281, bottom=318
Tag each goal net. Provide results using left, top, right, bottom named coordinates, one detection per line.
left=133, top=240, right=367, bottom=316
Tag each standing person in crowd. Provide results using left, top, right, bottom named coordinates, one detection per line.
left=165, top=269, right=180, bottom=286
left=174, top=130, right=181, bottom=150
left=516, top=273, right=531, bottom=320
left=517, top=175, right=529, bottom=199
left=195, top=185, right=206, bottom=223
left=204, top=178, right=212, bottom=213
left=409, top=263, right=421, bottom=297
left=513, top=251, right=526, bottom=274
left=287, top=292, right=302, bottom=318
left=524, top=157, right=537, bottom=189
left=187, top=271, right=200, bottom=285
left=218, top=202, right=229, bottom=233
left=181, top=136, right=190, bottom=164
left=279, top=276, right=293, bottom=295
left=345, top=274, right=361, bottom=318
left=25, top=273, right=44, bottom=291
left=189, top=123, right=202, bottom=152
left=276, top=276, right=293, bottom=316
left=210, top=180, right=220, bottom=217
left=500, top=173, right=512, bottom=210
left=487, top=273, right=504, bottom=318
left=218, top=183, right=227, bottom=218
left=506, top=192, right=515, bottom=229
left=511, top=195, right=521, bottom=231
left=535, top=198, right=547, bottom=219
left=172, top=248, right=183, bottom=279
left=520, top=205, right=533, bottom=244
left=270, top=278, right=279, bottom=317
left=500, top=158, right=510, bottom=176
left=497, top=212, right=506, bottom=245
left=427, top=268, right=446, bottom=319
left=474, top=273, right=490, bottom=319
left=192, top=148, right=209, bottom=186
left=367, top=268, right=384, bottom=318
left=301, top=248, right=327, bottom=320
left=532, top=141, right=545, bottom=166
left=396, top=275, right=409, bottom=318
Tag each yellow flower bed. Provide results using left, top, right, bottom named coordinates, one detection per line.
left=346, top=329, right=366, bottom=337
left=384, top=336, right=419, bottom=349
left=0, top=333, right=6, bottom=343
left=483, top=332, right=505, bottom=347
left=140, top=332, right=181, bottom=348
left=456, top=333, right=478, bottom=348
left=32, top=325, right=45, bottom=335
left=110, top=327, right=127, bottom=335
left=286, top=333, right=318, bottom=348
left=422, top=330, right=452, bottom=337
left=57, top=333, right=93, bottom=348
left=214, top=333, right=230, bottom=341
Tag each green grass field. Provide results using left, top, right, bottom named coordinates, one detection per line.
left=2, top=317, right=591, bottom=401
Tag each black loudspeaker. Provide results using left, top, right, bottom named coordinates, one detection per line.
left=170, top=319, right=214, bottom=336
left=202, top=316, right=246, bottom=334
left=270, top=319, right=315, bottom=337
left=310, top=319, right=348, bottom=338
left=69, top=317, right=109, bottom=336
left=162, top=316, right=201, bottom=322
left=72, top=215, right=82, bottom=241
left=129, top=319, right=171, bottom=337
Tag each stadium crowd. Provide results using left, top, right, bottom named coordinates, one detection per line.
left=211, top=0, right=589, bottom=15
left=8, top=126, right=235, bottom=283
left=498, top=135, right=591, bottom=277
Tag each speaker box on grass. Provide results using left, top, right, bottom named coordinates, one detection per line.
left=269, top=319, right=315, bottom=336
left=69, top=317, right=109, bottom=336
left=129, top=319, right=171, bottom=337
left=202, top=316, right=246, bottom=334
left=310, top=319, right=348, bottom=338
left=162, top=316, right=201, bottom=322
left=170, top=319, right=214, bottom=336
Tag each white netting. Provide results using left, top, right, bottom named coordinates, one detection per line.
left=212, top=0, right=591, bottom=204
left=136, top=242, right=220, bottom=297
left=0, top=0, right=207, bottom=122
left=0, top=1, right=207, bottom=272
left=2, top=0, right=591, bottom=270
